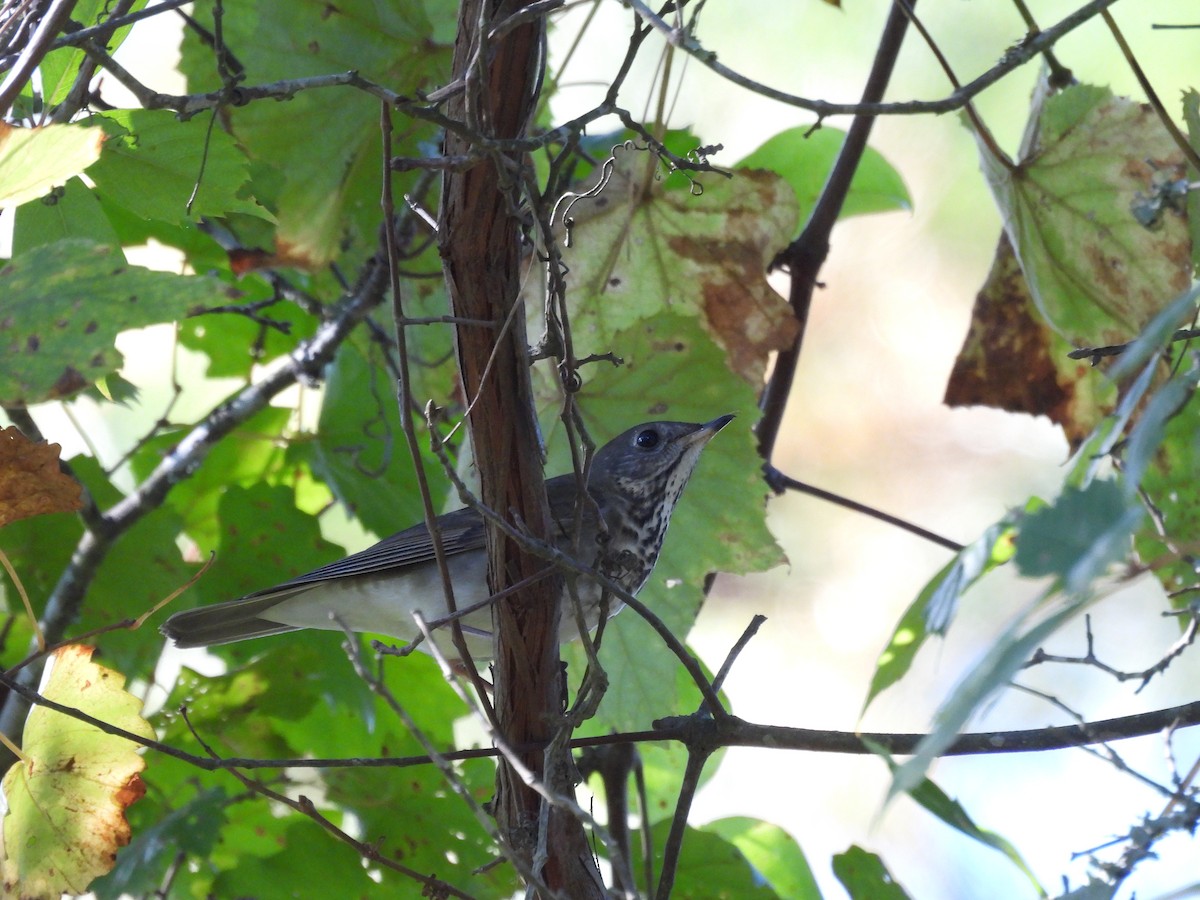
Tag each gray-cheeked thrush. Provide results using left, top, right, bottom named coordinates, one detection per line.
left=161, top=415, right=734, bottom=660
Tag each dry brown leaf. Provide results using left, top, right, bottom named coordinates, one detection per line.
left=0, top=427, right=83, bottom=528
left=945, top=232, right=1111, bottom=445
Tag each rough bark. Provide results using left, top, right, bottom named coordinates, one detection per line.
left=438, top=1, right=604, bottom=894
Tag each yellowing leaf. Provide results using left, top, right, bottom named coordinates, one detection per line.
left=978, top=81, right=1191, bottom=349
left=2, top=645, right=154, bottom=899
left=531, top=147, right=798, bottom=384
left=0, top=123, right=104, bottom=211
left=0, top=427, right=82, bottom=528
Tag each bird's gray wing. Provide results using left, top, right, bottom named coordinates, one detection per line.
left=248, top=504, right=486, bottom=597
left=162, top=506, right=487, bottom=648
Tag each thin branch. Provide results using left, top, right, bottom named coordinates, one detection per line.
left=625, top=0, right=1122, bottom=119
left=767, top=466, right=965, bottom=552
left=654, top=750, right=708, bottom=900
left=44, top=0, right=1121, bottom=131
left=757, top=0, right=914, bottom=462
left=0, top=256, right=389, bottom=750
left=1068, top=327, right=1200, bottom=364
left=1101, top=9, right=1200, bottom=172
left=894, top=0, right=1013, bottom=170
left=0, top=0, right=76, bottom=115
left=180, top=707, right=477, bottom=899
left=5, top=662, right=1200, bottom=776
left=381, top=102, right=497, bottom=725
left=1024, top=612, right=1200, bottom=692
left=710, top=615, right=765, bottom=695
left=49, top=0, right=194, bottom=49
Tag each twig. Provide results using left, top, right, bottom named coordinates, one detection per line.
left=1024, top=612, right=1200, bottom=692
left=1069, top=328, right=1200, bottom=364
left=757, top=0, right=914, bottom=462
left=337, top=614, right=538, bottom=890
left=710, top=614, right=765, bottom=695
left=0, top=0, right=76, bottom=115
left=624, top=0, right=1122, bottom=119
left=654, top=750, right=707, bottom=900
left=0, top=255, right=390, bottom=752
left=380, top=102, right=497, bottom=725
left=1101, top=9, right=1200, bottom=172
left=3, top=663, right=1200, bottom=777
left=767, top=466, right=964, bottom=552
left=179, top=706, right=476, bottom=898
left=49, top=0, right=194, bottom=49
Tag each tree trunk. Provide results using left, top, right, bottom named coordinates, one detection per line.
left=438, top=1, right=604, bottom=895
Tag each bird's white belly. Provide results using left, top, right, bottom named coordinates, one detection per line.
left=263, top=554, right=494, bottom=658
left=260, top=555, right=624, bottom=661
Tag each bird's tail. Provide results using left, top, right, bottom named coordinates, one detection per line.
left=160, top=591, right=302, bottom=648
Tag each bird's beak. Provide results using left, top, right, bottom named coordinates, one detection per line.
left=684, top=413, right=735, bottom=446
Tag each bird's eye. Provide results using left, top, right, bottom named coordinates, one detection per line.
left=635, top=429, right=660, bottom=450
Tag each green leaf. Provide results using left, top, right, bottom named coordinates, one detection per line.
left=863, top=517, right=1017, bottom=711
left=907, top=777, right=1043, bottom=896
left=977, top=81, right=1192, bottom=348
left=1106, top=282, right=1200, bottom=383
left=705, top=817, right=823, bottom=900
left=159, top=636, right=375, bottom=767
left=832, top=846, right=912, bottom=900
left=0, top=239, right=229, bottom=405
left=211, top=820, right=379, bottom=898
left=1014, top=480, right=1141, bottom=593
left=631, top=822, right=777, bottom=899
left=305, top=340, right=451, bottom=538
left=325, top=755, right=509, bottom=896
left=0, top=122, right=105, bottom=209
left=1182, top=89, right=1200, bottom=271
left=88, top=109, right=271, bottom=224
left=67, top=457, right=191, bottom=679
left=92, top=788, right=228, bottom=900
left=179, top=0, right=453, bottom=266
left=2, top=645, right=155, bottom=898
left=177, top=282, right=312, bottom=379
left=866, top=743, right=1043, bottom=896
left=130, top=408, right=294, bottom=551
left=0, top=504, right=78, bottom=669
left=1121, top=360, right=1200, bottom=495
left=736, top=125, right=911, bottom=222
left=1131, top=371, right=1200, bottom=600
left=890, top=600, right=1082, bottom=799
left=12, top=177, right=122, bottom=254
left=187, top=483, right=345, bottom=615
left=96, top=192, right=236, bottom=275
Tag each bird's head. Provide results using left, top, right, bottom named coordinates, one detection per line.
left=589, top=414, right=735, bottom=507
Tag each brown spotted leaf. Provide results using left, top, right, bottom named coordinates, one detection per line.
left=0, top=427, right=82, bottom=528
left=528, top=147, right=798, bottom=384
left=0, top=239, right=231, bottom=406
left=2, top=645, right=155, bottom=898
left=945, top=231, right=1110, bottom=445
left=978, top=82, right=1191, bottom=350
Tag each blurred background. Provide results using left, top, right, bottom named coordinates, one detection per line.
left=20, top=1, right=1200, bottom=897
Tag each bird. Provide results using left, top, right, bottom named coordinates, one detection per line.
left=161, top=415, right=734, bottom=661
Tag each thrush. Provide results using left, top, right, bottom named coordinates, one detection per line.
left=161, top=415, right=733, bottom=660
